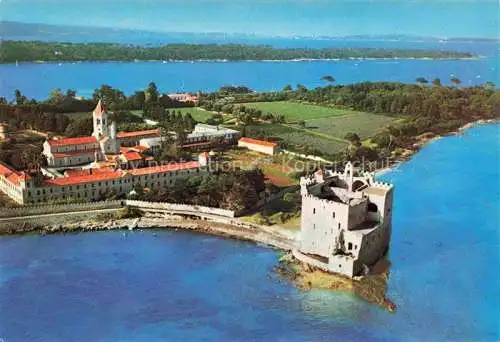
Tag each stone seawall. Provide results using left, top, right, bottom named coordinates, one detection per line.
left=0, top=200, right=123, bottom=218
left=0, top=210, right=298, bottom=251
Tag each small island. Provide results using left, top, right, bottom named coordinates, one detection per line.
left=0, top=40, right=476, bottom=63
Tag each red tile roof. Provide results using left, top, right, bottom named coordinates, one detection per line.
left=42, top=162, right=200, bottom=187
left=120, top=146, right=148, bottom=154
left=44, top=170, right=123, bottom=187
left=122, top=151, right=144, bottom=162
left=116, top=129, right=160, bottom=139
left=239, top=137, right=278, bottom=148
left=0, top=162, right=29, bottom=185
left=64, top=168, right=115, bottom=177
left=127, top=161, right=200, bottom=176
left=47, top=136, right=98, bottom=147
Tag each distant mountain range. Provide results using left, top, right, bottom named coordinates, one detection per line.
left=1, top=21, right=498, bottom=45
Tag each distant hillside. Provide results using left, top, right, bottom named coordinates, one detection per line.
left=1, top=21, right=497, bottom=45
left=0, top=21, right=264, bottom=45
left=0, top=40, right=476, bottom=63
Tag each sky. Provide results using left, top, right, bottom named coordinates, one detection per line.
left=1, top=0, right=498, bottom=38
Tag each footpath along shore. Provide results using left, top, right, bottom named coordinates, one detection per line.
left=0, top=208, right=299, bottom=252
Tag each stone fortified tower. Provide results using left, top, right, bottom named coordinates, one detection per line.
left=295, top=162, right=394, bottom=278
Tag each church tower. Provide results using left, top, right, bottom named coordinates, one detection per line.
left=92, top=99, right=109, bottom=138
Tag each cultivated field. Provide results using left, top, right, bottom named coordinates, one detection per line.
left=224, top=149, right=298, bottom=186
left=242, top=101, right=366, bottom=122
left=245, top=124, right=348, bottom=156
left=294, top=112, right=397, bottom=139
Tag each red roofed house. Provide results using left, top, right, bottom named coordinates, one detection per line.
left=117, top=129, right=161, bottom=147
left=238, top=137, right=279, bottom=155
left=0, top=162, right=30, bottom=203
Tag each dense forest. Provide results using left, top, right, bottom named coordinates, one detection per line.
left=0, top=40, right=475, bottom=63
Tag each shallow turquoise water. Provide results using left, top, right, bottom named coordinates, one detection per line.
left=0, top=124, right=499, bottom=341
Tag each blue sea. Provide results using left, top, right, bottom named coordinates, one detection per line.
left=0, top=40, right=497, bottom=100
left=0, top=123, right=498, bottom=341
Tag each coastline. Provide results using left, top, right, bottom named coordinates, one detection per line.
left=0, top=213, right=298, bottom=251
left=375, top=118, right=499, bottom=177
left=3, top=56, right=481, bottom=66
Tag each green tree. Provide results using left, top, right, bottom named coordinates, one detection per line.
left=415, top=77, right=428, bottom=86
left=344, top=132, right=361, bottom=146
left=49, top=88, right=64, bottom=104
left=146, top=82, right=159, bottom=103
left=131, top=91, right=146, bottom=109
left=484, top=81, right=496, bottom=90
left=451, top=77, right=461, bottom=87
left=321, top=75, right=336, bottom=84
left=92, top=85, right=125, bottom=107
left=14, top=89, right=27, bottom=105
left=283, top=84, right=293, bottom=91
left=432, top=78, right=442, bottom=87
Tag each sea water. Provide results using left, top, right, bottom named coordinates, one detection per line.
left=0, top=40, right=497, bottom=100
left=0, top=123, right=498, bottom=341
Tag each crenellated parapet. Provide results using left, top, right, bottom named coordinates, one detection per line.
left=371, top=181, right=394, bottom=189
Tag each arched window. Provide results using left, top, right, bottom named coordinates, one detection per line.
left=313, top=208, right=316, bottom=214
left=368, top=202, right=378, bottom=212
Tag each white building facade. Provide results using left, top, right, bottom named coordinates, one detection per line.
left=238, top=137, right=278, bottom=155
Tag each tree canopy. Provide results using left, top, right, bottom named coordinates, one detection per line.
left=0, top=40, right=476, bottom=63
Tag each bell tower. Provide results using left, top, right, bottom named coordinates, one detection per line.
left=92, top=99, right=109, bottom=138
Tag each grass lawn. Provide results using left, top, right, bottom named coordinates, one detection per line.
left=174, top=107, right=219, bottom=123
left=294, top=112, right=398, bottom=139
left=242, top=101, right=366, bottom=122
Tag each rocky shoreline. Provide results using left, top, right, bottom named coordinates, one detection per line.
left=275, top=252, right=397, bottom=312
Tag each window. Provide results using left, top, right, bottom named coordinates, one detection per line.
left=348, top=243, right=353, bottom=250
left=313, top=208, right=316, bottom=214
left=332, top=211, right=335, bottom=218
left=338, top=223, right=341, bottom=229
left=368, top=202, right=378, bottom=212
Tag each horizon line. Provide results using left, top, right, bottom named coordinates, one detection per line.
left=1, top=20, right=499, bottom=42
